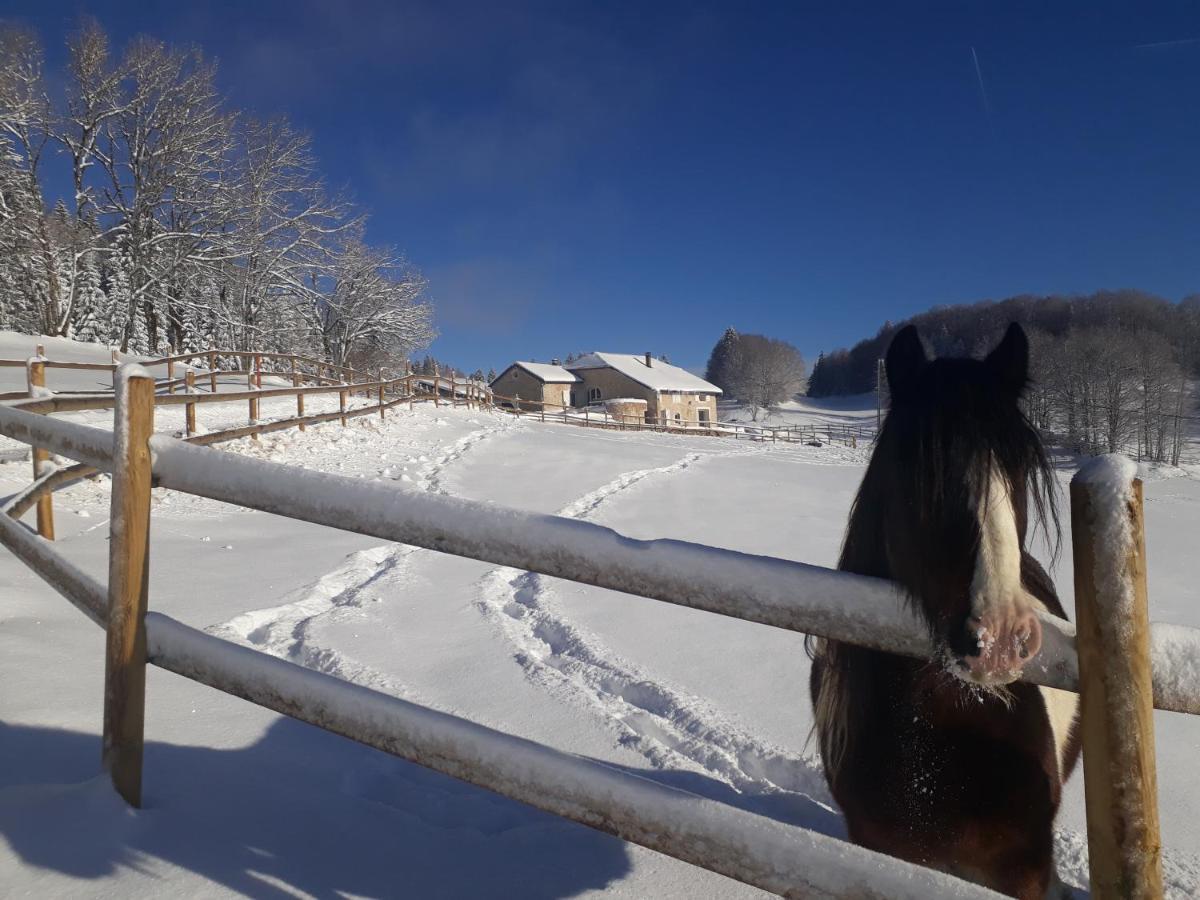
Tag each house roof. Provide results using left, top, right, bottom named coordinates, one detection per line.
left=566, top=353, right=722, bottom=394
left=506, top=361, right=581, bottom=383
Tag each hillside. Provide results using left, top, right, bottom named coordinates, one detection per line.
left=808, top=290, right=1200, bottom=397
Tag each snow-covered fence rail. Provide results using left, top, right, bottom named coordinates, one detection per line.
left=2, top=355, right=493, bottom=535
left=1, top=371, right=1197, bottom=898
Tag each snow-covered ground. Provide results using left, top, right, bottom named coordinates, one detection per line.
left=2, top=333, right=1199, bottom=897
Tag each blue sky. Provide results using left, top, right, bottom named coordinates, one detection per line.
left=8, top=2, right=1200, bottom=372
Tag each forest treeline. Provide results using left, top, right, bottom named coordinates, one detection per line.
left=0, top=19, right=434, bottom=369
left=807, top=290, right=1200, bottom=463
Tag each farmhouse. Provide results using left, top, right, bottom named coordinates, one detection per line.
left=492, top=352, right=721, bottom=426
left=490, top=360, right=580, bottom=411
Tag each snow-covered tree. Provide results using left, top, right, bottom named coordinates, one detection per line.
left=70, top=249, right=106, bottom=342
left=725, top=334, right=806, bottom=420
left=0, top=18, right=436, bottom=368
left=304, top=235, right=435, bottom=369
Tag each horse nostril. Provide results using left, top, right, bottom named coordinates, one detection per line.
left=1018, top=613, right=1043, bottom=663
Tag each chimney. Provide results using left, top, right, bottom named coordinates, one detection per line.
left=645, top=352, right=652, bottom=368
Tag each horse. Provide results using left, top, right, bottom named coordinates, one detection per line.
left=809, top=323, right=1081, bottom=899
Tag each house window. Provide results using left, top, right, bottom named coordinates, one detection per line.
left=512, top=371, right=518, bottom=379
left=588, top=388, right=602, bottom=402
left=698, top=394, right=708, bottom=401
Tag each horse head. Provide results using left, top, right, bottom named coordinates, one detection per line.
left=871, top=322, right=1057, bottom=686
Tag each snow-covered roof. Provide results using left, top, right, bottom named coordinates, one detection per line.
left=566, top=353, right=722, bottom=394
left=507, top=362, right=581, bottom=383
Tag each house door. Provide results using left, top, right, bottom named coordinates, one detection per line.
left=698, top=408, right=710, bottom=425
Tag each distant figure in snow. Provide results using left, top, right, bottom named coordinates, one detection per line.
left=809, top=323, right=1080, bottom=899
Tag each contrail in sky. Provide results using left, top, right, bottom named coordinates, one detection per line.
left=971, top=46, right=993, bottom=128
left=1133, top=37, right=1199, bottom=50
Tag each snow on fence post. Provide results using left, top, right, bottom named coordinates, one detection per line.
left=1070, top=455, right=1162, bottom=899
left=26, top=357, right=54, bottom=540
left=102, top=366, right=156, bottom=808
left=184, top=370, right=196, bottom=436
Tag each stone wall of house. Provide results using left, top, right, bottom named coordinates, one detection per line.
left=493, top=366, right=574, bottom=411
left=603, top=398, right=648, bottom=425
left=570, top=365, right=719, bottom=426
left=571, top=367, right=656, bottom=411
left=651, top=391, right=718, bottom=427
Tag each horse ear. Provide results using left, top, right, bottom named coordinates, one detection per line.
left=985, top=322, right=1029, bottom=397
left=885, top=325, right=927, bottom=402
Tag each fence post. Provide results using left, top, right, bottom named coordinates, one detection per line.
left=166, top=359, right=175, bottom=394
left=247, top=367, right=259, bottom=435
left=102, top=366, right=155, bottom=808
left=433, top=364, right=440, bottom=408
left=378, top=371, right=386, bottom=420
left=26, top=357, right=54, bottom=540
left=254, top=353, right=262, bottom=389
left=208, top=351, right=218, bottom=392
left=1071, top=457, right=1162, bottom=899
left=339, top=385, right=347, bottom=427
left=292, top=363, right=305, bottom=431
left=185, top=369, right=196, bottom=436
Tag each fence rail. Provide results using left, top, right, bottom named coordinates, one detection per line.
left=2, top=356, right=1198, bottom=897
left=490, top=392, right=874, bottom=446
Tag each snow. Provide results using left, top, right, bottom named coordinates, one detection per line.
left=1073, top=454, right=1138, bottom=630
left=145, top=612, right=1002, bottom=899
left=509, top=361, right=582, bottom=383
left=2, top=333, right=1200, bottom=897
left=568, top=352, right=722, bottom=394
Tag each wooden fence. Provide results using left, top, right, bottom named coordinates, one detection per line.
left=490, top=392, right=873, bottom=447
left=2, top=346, right=489, bottom=537
left=1, top=362, right=1197, bottom=897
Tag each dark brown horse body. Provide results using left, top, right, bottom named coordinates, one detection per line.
left=810, top=324, right=1080, bottom=899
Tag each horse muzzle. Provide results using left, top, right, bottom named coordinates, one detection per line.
left=950, top=607, right=1044, bottom=685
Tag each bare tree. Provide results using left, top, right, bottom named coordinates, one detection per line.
left=304, top=234, right=435, bottom=369
left=0, top=25, right=66, bottom=334
left=726, top=334, right=806, bottom=420
left=0, top=18, right=437, bottom=368
left=214, top=117, right=352, bottom=351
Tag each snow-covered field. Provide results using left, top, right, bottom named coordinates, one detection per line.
left=2, top=333, right=1199, bottom=897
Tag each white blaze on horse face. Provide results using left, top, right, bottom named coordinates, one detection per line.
left=961, top=464, right=1044, bottom=683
